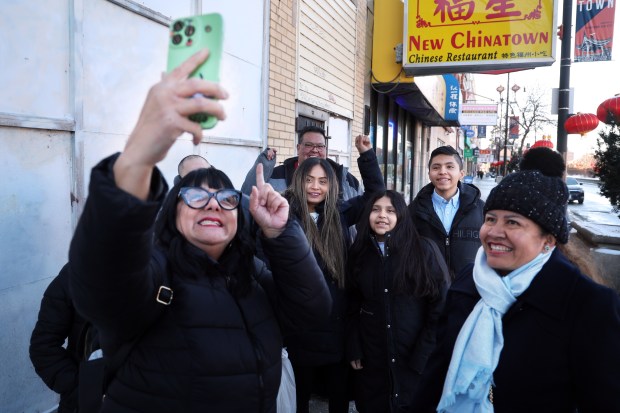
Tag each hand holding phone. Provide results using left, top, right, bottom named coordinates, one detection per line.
left=167, top=13, right=223, bottom=129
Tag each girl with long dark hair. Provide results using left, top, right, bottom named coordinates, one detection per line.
left=282, top=135, right=385, bottom=413
left=347, top=190, right=449, bottom=412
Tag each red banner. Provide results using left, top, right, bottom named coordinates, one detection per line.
left=509, top=116, right=519, bottom=140
left=574, top=0, right=616, bottom=62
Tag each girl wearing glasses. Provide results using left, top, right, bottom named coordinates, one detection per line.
left=281, top=135, right=385, bottom=413
left=68, top=50, right=331, bottom=413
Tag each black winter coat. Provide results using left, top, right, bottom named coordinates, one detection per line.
left=409, top=182, right=484, bottom=279
left=412, top=249, right=620, bottom=413
left=347, top=235, right=449, bottom=412
left=69, top=155, right=331, bottom=413
left=30, top=264, right=87, bottom=413
left=284, top=149, right=386, bottom=367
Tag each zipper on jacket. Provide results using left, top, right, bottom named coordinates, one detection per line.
left=371, top=233, right=390, bottom=262
left=233, top=296, right=266, bottom=412
left=360, top=307, right=374, bottom=316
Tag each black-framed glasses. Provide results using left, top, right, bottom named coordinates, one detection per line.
left=178, top=187, right=241, bottom=210
left=302, top=142, right=327, bottom=151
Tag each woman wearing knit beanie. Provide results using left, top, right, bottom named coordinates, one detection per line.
left=411, top=170, right=620, bottom=413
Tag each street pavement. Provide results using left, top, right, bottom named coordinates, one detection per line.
left=473, top=174, right=496, bottom=201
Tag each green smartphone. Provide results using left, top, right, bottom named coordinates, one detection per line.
left=167, top=13, right=223, bottom=129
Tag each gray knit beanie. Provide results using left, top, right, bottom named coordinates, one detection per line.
left=484, top=170, right=569, bottom=244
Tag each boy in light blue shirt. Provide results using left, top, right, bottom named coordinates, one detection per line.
left=409, top=146, right=485, bottom=279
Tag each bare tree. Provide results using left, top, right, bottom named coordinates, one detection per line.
left=509, top=86, right=557, bottom=155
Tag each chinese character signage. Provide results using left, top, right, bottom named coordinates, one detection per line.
left=443, top=74, right=461, bottom=122
left=574, top=0, right=615, bottom=62
left=404, top=0, right=557, bottom=75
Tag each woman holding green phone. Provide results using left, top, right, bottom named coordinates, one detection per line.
left=69, top=50, right=331, bottom=413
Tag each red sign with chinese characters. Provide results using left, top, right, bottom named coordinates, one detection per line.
left=404, top=0, right=557, bottom=75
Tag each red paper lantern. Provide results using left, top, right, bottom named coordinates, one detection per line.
left=596, top=96, right=620, bottom=125
left=564, top=113, right=599, bottom=136
left=531, top=139, right=554, bottom=149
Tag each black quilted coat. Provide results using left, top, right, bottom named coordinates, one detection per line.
left=347, top=235, right=449, bottom=412
left=69, top=155, right=331, bottom=413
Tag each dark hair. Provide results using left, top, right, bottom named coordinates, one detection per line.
left=349, top=190, right=442, bottom=298
left=155, top=167, right=255, bottom=296
left=519, top=147, right=565, bottom=178
left=297, top=125, right=327, bottom=144
left=285, top=157, right=346, bottom=288
left=428, top=146, right=463, bottom=170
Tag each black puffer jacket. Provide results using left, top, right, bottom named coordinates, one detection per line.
left=30, top=264, right=87, bottom=413
left=69, top=155, right=331, bottom=413
left=347, top=235, right=449, bottom=412
left=409, top=182, right=484, bottom=279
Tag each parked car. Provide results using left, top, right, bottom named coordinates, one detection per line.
left=566, top=177, right=584, bottom=204
left=463, top=175, right=474, bottom=184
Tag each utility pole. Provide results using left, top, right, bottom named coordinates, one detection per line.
left=557, top=0, right=573, bottom=164
left=503, top=73, right=511, bottom=176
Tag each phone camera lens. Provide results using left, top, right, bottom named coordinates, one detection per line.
left=171, top=34, right=182, bottom=45
left=185, top=25, right=195, bottom=36
left=172, top=21, right=184, bottom=32
left=205, top=25, right=212, bottom=33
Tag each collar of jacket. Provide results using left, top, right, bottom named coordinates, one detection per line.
left=451, top=249, right=578, bottom=321
left=370, top=233, right=390, bottom=258
left=418, top=181, right=480, bottom=207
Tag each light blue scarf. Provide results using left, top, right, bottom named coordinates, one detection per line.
left=437, top=246, right=553, bottom=413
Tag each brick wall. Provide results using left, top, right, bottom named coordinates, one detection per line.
left=349, top=2, right=368, bottom=180
left=268, top=0, right=297, bottom=160
left=268, top=0, right=369, bottom=179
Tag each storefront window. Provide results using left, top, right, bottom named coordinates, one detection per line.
left=386, top=100, right=397, bottom=190
left=396, top=107, right=405, bottom=193
left=376, top=94, right=386, bottom=177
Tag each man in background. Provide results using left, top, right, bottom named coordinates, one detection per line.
left=174, top=154, right=211, bottom=185
left=241, top=126, right=363, bottom=201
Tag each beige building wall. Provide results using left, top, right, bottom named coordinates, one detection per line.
left=268, top=0, right=369, bottom=179
left=268, top=0, right=297, bottom=160
left=350, top=1, right=369, bottom=178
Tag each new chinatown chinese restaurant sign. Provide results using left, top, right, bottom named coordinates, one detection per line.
left=403, top=0, right=558, bottom=75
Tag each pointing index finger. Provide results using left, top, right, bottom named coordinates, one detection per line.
left=255, top=163, right=264, bottom=189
